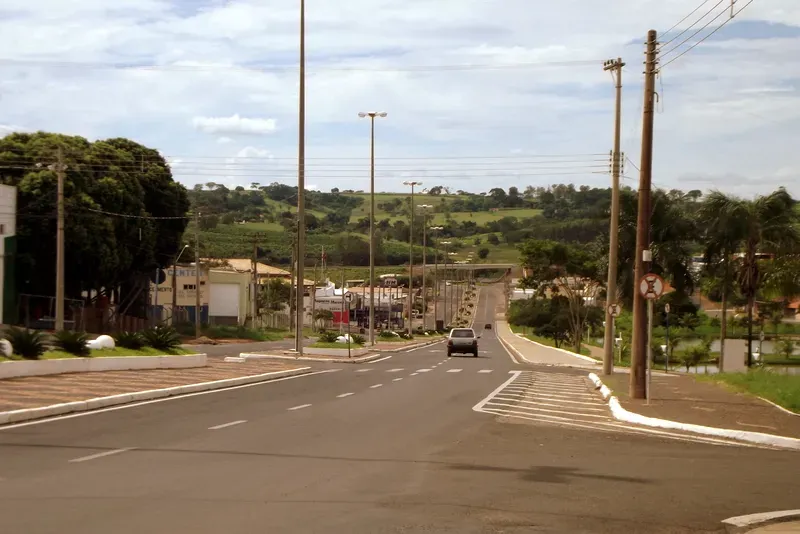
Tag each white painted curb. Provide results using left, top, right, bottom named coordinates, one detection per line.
left=0, top=353, right=207, bottom=379
left=240, top=352, right=387, bottom=364
left=0, top=367, right=312, bottom=426
left=587, top=373, right=800, bottom=451
left=376, top=338, right=445, bottom=353
left=722, top=510, right=800, bottom=533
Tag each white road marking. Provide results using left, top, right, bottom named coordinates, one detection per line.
left=417, top=369, right=433, bottom=373
left=0, top=369, right=336, bottom=431
left=370, top=384, right=383, bottom=389
left=355, top=369, right=372, bottom=373
left=69, top=448, right=133, bottom=463
left=208, top=420, right=247, bottom=430
left=478, top=370, right=493, bottom=373
left=337, top=393, right=355, bottom=398
left=387, top=368, right=404, bottom=373
left=369, top=355, right=392, bottom=363
left=393, top=378, right=403, bottom=382
left=473, top=371, right=523, bottom=412
left=288, top=404, right=312, bottom=411
left=447, top=369, right=463, bottom=373
left=410, top=372, right=419, bottom=376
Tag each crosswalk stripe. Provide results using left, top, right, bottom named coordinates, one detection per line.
left=417, top=369, right=432, bottom=373
left=447, top=369, right=463, bottom=373
left=387, top=368, right=404, bottom=373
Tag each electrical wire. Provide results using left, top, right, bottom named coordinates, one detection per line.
left=659, top=0, right=724, bottom=49
left=660, top=0, right=755, bottom=69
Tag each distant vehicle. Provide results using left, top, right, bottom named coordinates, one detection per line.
left=447, top=328, right=480, bottom=357
left=484, top=323, right=492, bottom=330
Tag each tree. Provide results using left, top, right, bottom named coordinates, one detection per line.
left=518, top=239, right=602, bottom=354
left=699, top=189, right=800, bottom=366
left=477, top=247, right=490, bottom=259
left=487, top=234, right=500, bottom=246
left=262, top=278, right=291, bottom=313
left=428, top=186, right=442, bottom=195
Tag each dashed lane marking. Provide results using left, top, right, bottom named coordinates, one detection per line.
left=337, top=393, right=355, bottom=398
left=288, top=404, right=312, bottom=411
left=370, top=384, right=383, bottom=389
left=447, top=369, right=463, bottom=373
left=208, top=420, right=247, bottom=430
left=69, top=448, right=134, bottom=463
left=478, top=370, right=493, bottom=373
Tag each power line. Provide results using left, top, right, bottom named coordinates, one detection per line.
left=660, top=0, right=755, bottom=69
left=77, top=207, right=194, bottom=220
left=659, top=0, right=724, bottom=49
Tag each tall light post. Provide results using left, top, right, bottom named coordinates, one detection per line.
left=440, top=241, right=451, bottom=326
left=418, top=204, right=433, bottom=330
left=358, top=111, right=387, bottom=345
left=295, top=0, right=307, bottom=354
left=403, top=180, right=421, bottom=334
left=430, top=226, right=443, bottom=330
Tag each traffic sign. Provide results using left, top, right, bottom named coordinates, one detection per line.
left=344, top=293, right=354, bottom=303
left=607, top=303, right=621, bottom=318
left=639, top=273, right=665, bottom=300
left=664, top=303, right=671, bottom=314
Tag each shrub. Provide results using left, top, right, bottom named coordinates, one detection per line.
left=379, top=330, right=398, bottom=339
left=114, top=331, right=145, bottom=350
left=350, top=334, right=366, bottom=345
left=53, top=330, right=91, bottom=356
left=318, top=330, right=339, bottom=343
left=142, top=326, right=182, bottom=351
left=399, top=332, right=413, bottom=340
left=4, top=327, right=47, bottom=360
left=776, top=339, right=795, bottom=360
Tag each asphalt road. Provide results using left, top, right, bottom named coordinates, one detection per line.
left=0, top=288, right=796, bottom=533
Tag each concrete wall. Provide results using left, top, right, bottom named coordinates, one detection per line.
left=0, top=185, right=17, bottom=325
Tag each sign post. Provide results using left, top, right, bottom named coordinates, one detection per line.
left=639, top=273, right=665, bottom=403
left=606, top=303, right=622, bottom=372
left=345, top=292, right=354, bottom=358
left=664, top=303, right=671, bottom=372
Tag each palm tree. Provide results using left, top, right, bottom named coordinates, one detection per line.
left=698, top=188, right=800, bottom=367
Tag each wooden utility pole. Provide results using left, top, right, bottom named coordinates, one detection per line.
left=630, top=30, right=658, bottom=399
left=194, top=212, right=201, bottom=338
left=602, top=58, right=625, bottom=376
left=295, top=0, right=306, bottom=354
left=252, top=236, right=259, bottom=327
left=289, top=239, right=296, bottom=335
left=54, top=147, right=66, bottom=331
left=311, top=260, right=318, bottom=332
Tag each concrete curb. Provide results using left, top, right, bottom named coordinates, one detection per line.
left=0, top=367, right=312, bottom=426
left=0, top=353, right=207, bottom=379
left=496, top=329, right=599, bottom=369
left=375, top=338, right=446, bottom=353
left=587, top=373, right=800, bottom=451
left=513, top=333, right=600, bottom=364
left=722, top=510, right=800, bottom=533
left=756, top=395, right=800, bottom=417
left=240, top=352, right=387, bottom=364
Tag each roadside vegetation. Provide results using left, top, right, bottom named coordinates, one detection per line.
left=696, top=370, right=800, bottom=413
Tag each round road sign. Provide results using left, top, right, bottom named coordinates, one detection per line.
left=344, top=293, right=354, bottom=303
left=607, top=303, right=622, bottom=318
left=664, top=303, right=671, bottom=314
left=639, top=273, right=665, bottom=300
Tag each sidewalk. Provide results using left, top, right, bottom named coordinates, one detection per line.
left=0, top=359, right=306, bottom=413
left=495, top=320, right=600, bottom=367
left=601, top=372, right=800, bottom=439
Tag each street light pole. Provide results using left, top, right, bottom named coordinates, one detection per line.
left=441, top=241, right=451, bottom=326
left=295, top=0, right=307, bottom=355
left=403, top=180, right=421, bottom=335
left=358, top=111, right=387, bottom=345
left=418, top=204, right=432, bottom=330
left=430, top=226, right=443, bottom=330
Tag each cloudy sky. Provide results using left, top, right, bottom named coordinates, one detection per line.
left=1, top=0, right=798, bottom=197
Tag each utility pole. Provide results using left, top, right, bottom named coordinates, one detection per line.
left=418, top=205, right=432, bottom=330
left=295, top=0, right=306, bottom=354
left=53, top=147, right=66, bottom=331
left=430, top=226, right=443, bottom=330
left=630, top=30, right=658, bottom=400
left=289, top=237, right=296, bottom=335
left=252, top=236, right=259, bottom=327
left=602, top=57, right=625, bottom=376
left=194, top=211, right=201, bottom=339
left=311, top=260, right=318, bottom=332
left=403, top=180, right=421, bottom=334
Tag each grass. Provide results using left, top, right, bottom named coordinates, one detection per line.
left=309, top=341, right=365, bottom=349
left=41, top=347, right=196, bottom=360
left=696, top=369, right=800, bottom=413
left=199, top=325, right=293, bottom=341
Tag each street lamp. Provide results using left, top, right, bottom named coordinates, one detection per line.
left=358, top=111, right=387, bottom=345
left=418, top=204, right=433, bottom=330
left=171, top=244, right=190, bottom=326
left=295, top=0, right=307, bottom=355
left=440, top=241, right=451, bottom=326
left=430, top=226, right=444, bottom=329
left=403, top=180, right=421, bottom=334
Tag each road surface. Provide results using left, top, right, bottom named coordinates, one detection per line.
left=0, top=288, right=795, bottom=533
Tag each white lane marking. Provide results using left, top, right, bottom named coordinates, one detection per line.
left=473, top=371, right=523, bottom=412
left=0, top=369, right=337, bottom=431
left=337, top=393, right=355, bottom=398
left=355, top=369, right=372, bottom=373
left=370, top=384, right=383, bottom=389
left=485, top=401, right=608, bottom=419
left=387, top=368, right=404, bottom=373
left=288, top=404, right=312, bottom=411
left=208, top=420, right=247, bottom=430
left=447, top=369, right=463, bottom=373
left=417, top=369, right=433, bottom=373
left=478, top=370, right=493, bottom=373
left=493, top=396, right=606, bottom=412
left=69, top=448, right=133, bottom=463
left=410, top=372, right=419, bottom=376
left=369, top=355, right=392, bottom=364
left=393, top=378, right=403, bottom=382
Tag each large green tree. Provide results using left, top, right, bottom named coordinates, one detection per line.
left=0, top=132, right=190, bottom=316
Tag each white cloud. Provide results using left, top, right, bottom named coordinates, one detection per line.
left=0, top=0, right=798, bottom=196
left=191, top=114, right=277, bottom=135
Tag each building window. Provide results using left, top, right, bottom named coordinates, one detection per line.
left=183, top=284, right=197, bottom=290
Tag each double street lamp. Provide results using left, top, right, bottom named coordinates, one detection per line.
left=403, top=180, right=422, bottom=335
left=418, top=204, right=433, bottom=330
left=358, top=111, right=387, bottom=345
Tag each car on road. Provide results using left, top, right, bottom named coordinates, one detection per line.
left=484, top=323, right=492, bottom=330
left=447, top=328, right=480, bottom=357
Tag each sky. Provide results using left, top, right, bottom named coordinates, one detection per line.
left=0, top=0, right=798, bottom=197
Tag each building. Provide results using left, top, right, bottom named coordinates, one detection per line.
left=149, top=264, right=210, bottom=324
left=0, top=185, right=17, bottom=325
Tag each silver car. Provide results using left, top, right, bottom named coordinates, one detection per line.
left=447, top=328, right=480, bottom=357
